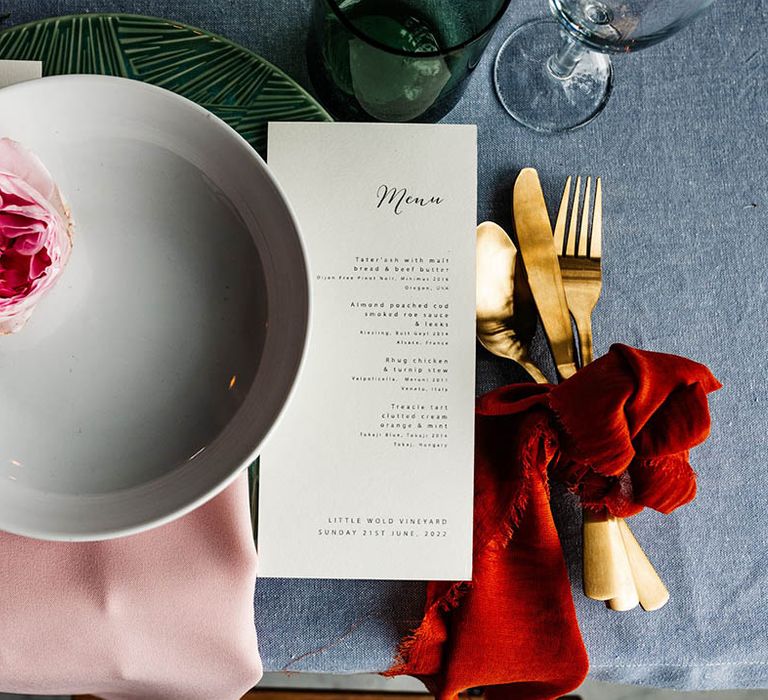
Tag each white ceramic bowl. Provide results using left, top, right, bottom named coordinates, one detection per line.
left=0, top=75, right=309, bottom=540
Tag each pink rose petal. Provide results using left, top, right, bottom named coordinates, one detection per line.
left=0, top=138, right=73, bottom=333
left=0, top=138, right=57, bottom=201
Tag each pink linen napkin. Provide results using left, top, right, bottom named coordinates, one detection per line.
left=0, top=474, right=262, bottom=700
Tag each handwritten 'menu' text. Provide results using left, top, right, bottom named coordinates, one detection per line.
left=377, top=185, right=444, bottom=215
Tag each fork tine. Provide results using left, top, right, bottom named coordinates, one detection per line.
left=566, top=176, right=581, bottom=256
left=554, top=176, right=572, bottom=255
left=578, top=176, right=591, bottom=257
left=591, top=177, right=602, bottom=258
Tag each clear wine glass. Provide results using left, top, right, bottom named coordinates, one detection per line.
left=494, top=0, right=716, bottom=133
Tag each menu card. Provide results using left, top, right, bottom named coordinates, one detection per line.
left=0, top=60, right=42, bottom=89
left=258, top=122, right=476, bottom=580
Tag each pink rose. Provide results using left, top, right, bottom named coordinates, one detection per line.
left=0, top=138, right=73, bottom=333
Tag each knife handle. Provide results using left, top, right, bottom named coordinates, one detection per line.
left=612, top=519, right=670, bottom=612
left=582, top=510, right=637, bottom=604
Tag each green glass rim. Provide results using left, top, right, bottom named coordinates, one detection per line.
left=321, top=0, right=512, bottom=58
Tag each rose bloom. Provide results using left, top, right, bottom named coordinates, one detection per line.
left=0, top=138, right=73, bottom=333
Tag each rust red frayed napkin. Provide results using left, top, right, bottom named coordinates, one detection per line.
left=387, top=344, right=720, bottom=700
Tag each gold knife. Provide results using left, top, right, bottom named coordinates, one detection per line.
left=512, top=168, right=578, bottom=380
left=515, top=168, right=639, bottom=607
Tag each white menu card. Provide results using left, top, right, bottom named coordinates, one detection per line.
left=258, top=122, right=476, bottom=580
left=0, top=60, right=42, bottom=89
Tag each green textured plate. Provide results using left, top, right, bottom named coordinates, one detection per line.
left=0, top=13, right=332, bottom=155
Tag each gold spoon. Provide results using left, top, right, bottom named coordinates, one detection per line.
left=477, top=220, right=657, bottom=611
left=476, top=221, right=548, bottom=383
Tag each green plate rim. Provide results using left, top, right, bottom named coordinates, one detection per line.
left=0, top=11, right=333, bottom=123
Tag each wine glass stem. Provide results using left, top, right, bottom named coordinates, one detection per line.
left=547, top=34, right=590, bottom=80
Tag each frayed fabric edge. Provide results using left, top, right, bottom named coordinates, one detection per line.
left=383, top=420, right=550, bottom=685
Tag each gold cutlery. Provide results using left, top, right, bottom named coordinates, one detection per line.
left=475, top=220, right=637, bottom=606
left=555, top=175, right=669, bottom=612
left=513, top=167, right=636, bottom=608
left=512, top=168, right=578, bottom=382
left=618, top=519, right=670, bottom=611
left=476, top=221, right=548, bottom=383
left=582, top=511, right=638, bottom=607
left=553, top=176, right=602, bottom=366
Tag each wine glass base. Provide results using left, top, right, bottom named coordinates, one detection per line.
left=494, top=19, right=612, bottom=133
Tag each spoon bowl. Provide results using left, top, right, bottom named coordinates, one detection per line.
left=476, top=221, right=548, bottom=383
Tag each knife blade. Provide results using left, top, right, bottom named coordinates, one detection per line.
left=513, top=168, right=577, bottom=380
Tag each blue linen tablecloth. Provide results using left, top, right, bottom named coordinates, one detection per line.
left=8, top=0, right=768, bottom=691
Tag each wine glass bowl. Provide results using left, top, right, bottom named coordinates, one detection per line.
left=551, top=0, right=716, bottom=53
left=495, top=0, right=716, bottom=133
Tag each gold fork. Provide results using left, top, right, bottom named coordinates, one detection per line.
left=555, top=176, right=669, bottom=612
left=554, top=176, right=602, bottom=365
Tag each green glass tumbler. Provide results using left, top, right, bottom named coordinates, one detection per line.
left=307, top=0, right=511, bottom=122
